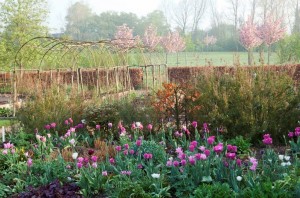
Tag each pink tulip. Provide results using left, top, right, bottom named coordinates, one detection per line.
left=136, top=139, right=142, bottom=147
left=115, top=146, right=122, bottom=152
left=226, top=152, right=236, bottom=160
left=124, top=144, right=129, bottom=150
left=288, top=132, right=294, bottom=138
left=96, top=125, right=100, bottom=130
left=91, top=156, right=98, bottom=162
left=188, top=156, right=196, bottom=165
left=147, top=124, right=153, bottom=131
left=77, top=157, right=84, bottom=163
left=27, top=158, right=33, bottom=167
left=213, top=143, right=223, bottom=154
left=109, top=158, right=115, bottom=164
left=77, top=162, right=83, bottom=169
left=129, top=149, right=135, bottom=155
left=50, top=122, right=56, bottom=128
left=181, top=159, right=187, bottom=166
left=92, top=162, right=97, bottom=168
left=192, top=121, right=198, bottom=128
left=102, top=171, right=108, bottom=176
left=173, top=160, right=180, bottom=167
left=207, top=136, right=215, bottom=145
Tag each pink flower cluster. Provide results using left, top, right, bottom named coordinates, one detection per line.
left=225, top=144, right=238, bottom=160
left=288, top=127, right=300, bottom=138
left=262, top=134, right=272, bottom=145
left=64, top=118, right=73, bottom=125
left=77, top=155, right=98, bottom=169
left=213, top=143, right=223, bottom=154
left=143, top=153, right=153, bottom=160
left=2, top=142, right=15, bottom=155
left=121, top=170, right=132, bottom=175
left=249, top=157, right=258, bottom=171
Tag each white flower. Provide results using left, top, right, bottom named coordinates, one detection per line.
left=72, top=152, right=78, bottom=160
left=24, top=152, right=29, bottom=157
left=169, top=157, right=173, bottom=161
left=67, top=177, right=72, bottom=181
left=284, top=156, right=290, bottom=161
left=281, top=162, right=286, bottom=166
left=135, top=122, right=141, bottom=128
left=69, top=139, right=76, bottom=146
left=278, top=155, right=284, bottom=161
left=151, top=173, right=160, bottom=179
left=236, top=176, right=242, bottom=181
left=81, top=119, right=86, bottom=124
left=286, top=161, right=291, bottom=166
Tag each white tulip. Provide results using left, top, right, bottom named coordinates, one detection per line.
left=284, top=156, right=290, bottom=161
left=236, top=176, right=242, bottom=181
left=278, top=155, right=284, bottom=161
left=281, top=162, right=286, bottom=166
left=151, top=173, right=160, bottom=179
left=286, top=161, right=291, bottom=166
left=72, top=152, right=78, bottom=160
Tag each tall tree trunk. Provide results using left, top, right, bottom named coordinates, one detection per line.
left=259, top=45, right=264, bottom=65
left=248, top=48, right=254, bottom=65
left=267, top=45, right=271, bottom=65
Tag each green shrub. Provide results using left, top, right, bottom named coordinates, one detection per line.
left=193, top=183, right=234, bottom=198
left=227, top=136, right=251, bottom=155
left=277, top=33, right=300, bottom=63
left=194, top=67, right=300, bottom=144
left=83, top=93, right=157, bottom=135
left=17, top=86, right=86, bottom=134
left=0, top=107, right=12, bottom=117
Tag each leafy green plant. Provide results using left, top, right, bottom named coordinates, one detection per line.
left=193, top=183, right=234, bottom=198
left=0, top=107, right=12, bottom=117
left=17, top=86, right=86, bottom=134
left=227, top=136, right=251, bottom=155
left=194, top=67, right=300, bottom=144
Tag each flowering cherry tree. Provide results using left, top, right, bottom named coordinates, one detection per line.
left=112, top=24, right=140, bottom=52
left=239, top=18, right=262, bottom=65
left=258, top=16, right=285, bottom=64
left=203, top=35, right=217, bottom=46
left=161, top=31, right=185, bottom=65
left=142, top=24, right=161, bottom=52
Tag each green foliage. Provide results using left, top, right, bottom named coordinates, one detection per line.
left=83, top=94, right=157, bottom=130
left=112, top=180, right=152, bottom=198
left=8, top=128, right=33, bottom=149
left=194, top=68, right=300, bottom=144
left=193, top=183, right=234, bottom=198
left=0, top=107, right=12, bottom=117
left=139, top=140, right=166, bottom=164
left=227, top=136, right=251, bottom=155
left=27, top=157, right=69, bottom=187
left=241, top=181, right=293, bottom=198
left=77, top=166, right=107, bottom=197
left=17, top=86, right=86, bottom=134
left=0, top=0, right=49, bottom=69
left=0, top=182, right=12, bottom=197
left=277, top=33, right=300, bottom=63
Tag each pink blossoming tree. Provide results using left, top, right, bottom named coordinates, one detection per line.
left=257, top=16, right=285, bottom=64
left=112, top=24, right=140, bottom=53
left=239, top=18, right=262, bottom=65
left=142, top=24, right=161, bottom=52
left=161, top=31, right=186, bottom=65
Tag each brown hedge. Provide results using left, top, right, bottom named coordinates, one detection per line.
left=0, top=67, right=144, bottom=93
left=168, top=64, right=300, bottom=84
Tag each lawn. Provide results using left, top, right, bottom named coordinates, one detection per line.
left=143, top=51, right=278, bottom=67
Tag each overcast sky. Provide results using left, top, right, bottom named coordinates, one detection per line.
left=47, top=0, right=162, bottom=32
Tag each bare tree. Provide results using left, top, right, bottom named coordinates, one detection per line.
left=191, top=0, right=208, bottom=33
left=209, top=0, right=222, bottom=27
left=173, top=0, right=192, bottom=34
